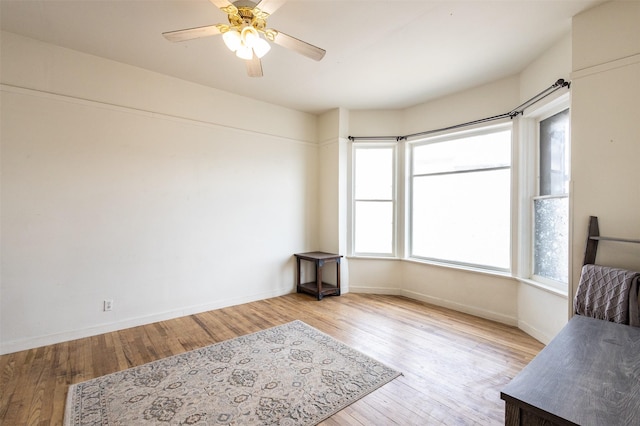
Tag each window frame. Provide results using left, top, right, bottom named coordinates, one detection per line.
left=407, top=122, right=513, bottom=272
left=516, top=93, right=570, bottom=293
left=349, top=142, right=398, bottom=258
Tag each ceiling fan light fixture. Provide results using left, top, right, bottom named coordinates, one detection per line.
left=222, top=29, right=242, bottom=52
left=235, top=44, right=254, bottom=60
left=241, top=26, right=259, bottom=46
left=163, top=0, right=326, bottom=77
left=252, top=37, right=271, bottom=58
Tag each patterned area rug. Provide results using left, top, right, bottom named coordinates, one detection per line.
left=64, top=320, right=401, bottom=425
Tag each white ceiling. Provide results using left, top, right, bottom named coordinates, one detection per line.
left=0, top=0, right=603, bottom=114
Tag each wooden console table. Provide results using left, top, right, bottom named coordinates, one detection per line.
left=294, top=252, right=342, bottom=300
left=501, top=315, right=640, bottom=425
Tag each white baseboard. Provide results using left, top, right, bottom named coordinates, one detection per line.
left=517, top=319, right=552, bottom=345
left=0, top=288, right=292, bottom=355
left=348, top=285, right=402, bottom=295
left=350, top=286, right=517, bottom=326
left=401, top=289, right=518, bottom=326
left=400, top=289, right=518, bottom=326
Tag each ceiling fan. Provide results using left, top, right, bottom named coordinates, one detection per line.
left=162, top=0, right=326, bottom=77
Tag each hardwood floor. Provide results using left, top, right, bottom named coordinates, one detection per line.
left=0, top=293, right=544, bottom=425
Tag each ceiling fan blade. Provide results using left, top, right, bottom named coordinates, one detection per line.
left=162, top=25, right=222, bottom=42
left=273, top=32, right=326, bottom=61
left=255, top=0, right=287, bottom=15
left=208, top=0, right=233, bottom=9
left=246, top=56, right=263, bottom=77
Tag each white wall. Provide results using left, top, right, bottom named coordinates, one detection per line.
left=569, top=0, right=640, bottom=292
left=348, top=258, right=403, bottom=295
left=402, top=264, right=518, bottom=325
left=317, top=109, right=341, bottom=254
left=316, top=108, right=350, bottom=292
left=520, top=34, right=572, bottom=101
left=0, top=32, right=319, bottom=354
left=402, top=77, right=520, bottom=135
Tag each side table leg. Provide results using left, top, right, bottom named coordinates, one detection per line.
left=296, top=256, right=301, bottom=293
left=336, top=258, right=341, bottom=296
left=316, top=260, right=323, bottom=301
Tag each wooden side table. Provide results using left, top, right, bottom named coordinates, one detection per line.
left=294, top=252, right=342, bottom=300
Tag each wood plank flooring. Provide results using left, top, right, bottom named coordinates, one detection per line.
left=0, top=293, right=544, bottom=425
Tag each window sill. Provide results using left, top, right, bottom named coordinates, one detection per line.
left=348, top=255, right=512, bottom=280
left=404, top=257, right=512, bottom=279
left=346, top=255, right=400, bottom=261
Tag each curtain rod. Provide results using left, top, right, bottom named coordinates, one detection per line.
left=348, top=78, right=571, bottom=142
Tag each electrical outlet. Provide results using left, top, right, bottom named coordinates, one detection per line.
left=104, top=299, right=113, bottom=311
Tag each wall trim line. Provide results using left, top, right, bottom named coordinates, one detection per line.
left=0, top=84, right=317, bottom=146
left=571, top=53, right=640, bottom=80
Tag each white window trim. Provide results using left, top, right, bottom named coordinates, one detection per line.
left=407, top=122, right=513, bottom=272
left=515, top=92, right=570, bottom=293
left=348, top=141, right=399, bottom=258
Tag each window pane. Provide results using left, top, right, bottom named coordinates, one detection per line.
left=355, top=148, right=393, bottom=200
left=412, top=168, right=511, bottom=269
left=354, top=201, right=393, bottom=254
left=413, top=129, right=511, bottom=175
left=534, top=197, right=568, bottom=283
left=540, top=109, right=569, bottom=196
